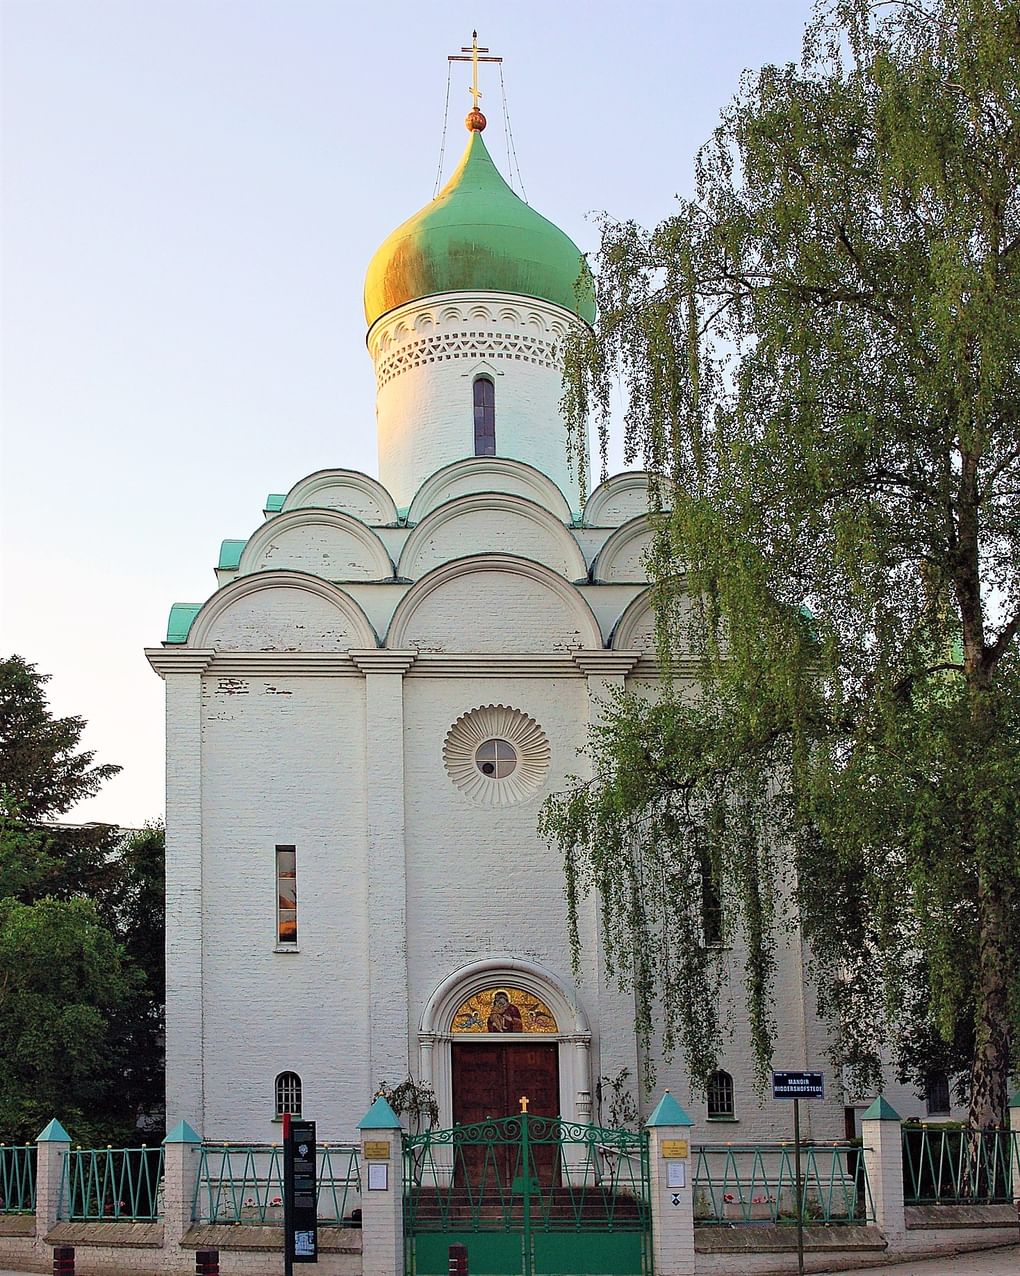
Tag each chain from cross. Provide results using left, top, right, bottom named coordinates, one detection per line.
left=448, top=30, right=503, bottom=110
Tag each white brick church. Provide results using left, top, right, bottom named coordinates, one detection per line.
left=147, top=103, right=857, bottom=1147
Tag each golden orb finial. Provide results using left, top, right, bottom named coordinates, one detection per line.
left=466, top=107, right=487, bottom=132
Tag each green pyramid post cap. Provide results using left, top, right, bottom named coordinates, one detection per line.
left=861, top=1096, right=901, bottom=1121
left=646, top=1090, right=694, bottom=1128
left=1008, top=1090, right=1020, bottom=1109
left=357, top=1096, right=402, bottom=1130
left=164, top=1120, right=203, bottom=1144
left=37, top=1118, right=71, bottom=1143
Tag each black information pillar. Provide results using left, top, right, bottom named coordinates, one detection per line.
left=283, top=1115, right=318, bottom=1275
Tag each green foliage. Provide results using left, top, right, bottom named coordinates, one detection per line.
left=596, top=1068, right=640, bottom=1131
left=374, top=1077, right=440, bottom=1136
left=0, top=656, right=165, bottom=1142
left=0, top=896, right=141, bottom=1144
left=547, top=0, right=1020, bottom=1127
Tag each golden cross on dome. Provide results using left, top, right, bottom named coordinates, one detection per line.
left=448, top=30, right=502, bottom=111
left=519, top=1095, right=530, bottom=1113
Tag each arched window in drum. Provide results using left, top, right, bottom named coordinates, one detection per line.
left=473, top=376, right=496, bottom=455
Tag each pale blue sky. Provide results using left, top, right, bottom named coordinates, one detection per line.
left=1, top=0, right=814, bottom=824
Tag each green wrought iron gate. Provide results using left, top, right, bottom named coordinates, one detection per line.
left=404, top=1114, right=651, bottom=1276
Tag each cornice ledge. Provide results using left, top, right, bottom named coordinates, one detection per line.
left=145, top=648, right=216, bottom=678
left=409, top=653, right=581, bottom=677
left=209, top=652, right=361, bottom=676
left=571, top=650, right=642, bottom=676
left=349, top=649, right=417, bottom=675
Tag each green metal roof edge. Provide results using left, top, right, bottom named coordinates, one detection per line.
left=356, top=1096, right=402, bottom=1130
left=1009, top=1090, right=1020, bottom=1109
left=164, top=1119, right=202, bottom=1144
left=166, top=603, right=203, bottom=644
left=646, top=1090, right=693, bottom=1128
left=265, top=493, right=286, bottom=513
left=861, top=1096, right=901, bottom=1121
left=37, top=1117, right=71, bottom=1142
left=218, top=539, right=246, bottom=570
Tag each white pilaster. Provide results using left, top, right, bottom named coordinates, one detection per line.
left=1009, top=1093, right=1020, bottom=1208
left=571, top=652, right=642, bottom=1110
left=160, top=655, right=213, bottom=1129
left=350, top=650, right=416, bottom=1087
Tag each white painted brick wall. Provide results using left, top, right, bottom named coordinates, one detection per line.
left=197, top=675, right=370, bottom=1141
left=160, top=448, right=861, bottom=1147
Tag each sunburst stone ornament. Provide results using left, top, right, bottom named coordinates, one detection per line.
left=443, top=705, right=550, bottom=806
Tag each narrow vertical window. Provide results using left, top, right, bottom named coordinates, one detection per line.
left=276, top=845, right=297, bottom=944
left=707, top=1070, right=735, bottom=1119
left=700, top=845, right=723, bottom=945
left=275, top=1071, right=302, bottom=1117
left=473, top=376, right=495, bottom=455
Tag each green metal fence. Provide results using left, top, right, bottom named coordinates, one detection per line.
left=404, top=1115, right=651, bottom=1276
left=0, top=1145, right=36, bottom=1214
left=59, top=1147, right=164, bottom=1221
left=902, top=1126, right=1016, bottom=1205
left=192, top=1143, right=361, bottom=1224
left=692, top=1142, right=871, bottom=1225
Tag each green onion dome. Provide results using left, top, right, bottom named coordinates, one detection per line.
left=364, top=128, right=595, bottom=328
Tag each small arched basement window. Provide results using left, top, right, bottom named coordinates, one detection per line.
left=275, top=1071, right=302, bottom=1117
left=707, top=1069, right=735, bottom=1119
left=473, top=376, right=496, bottom=455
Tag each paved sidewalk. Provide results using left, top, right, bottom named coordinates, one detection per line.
left=813, top=1243, right=1020, bottom=1274
left=3, top=1252, right=1019, bottom=1276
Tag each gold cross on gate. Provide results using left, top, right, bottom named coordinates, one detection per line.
left=448, top=30, right=503, bottom=110
left=519, top=1095, right=530, bottom=1113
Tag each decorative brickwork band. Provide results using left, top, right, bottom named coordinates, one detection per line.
left=375, top=328, right=562, bottom=386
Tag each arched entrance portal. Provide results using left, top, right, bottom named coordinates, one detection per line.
left=418, top=959, right=592, bottom=1131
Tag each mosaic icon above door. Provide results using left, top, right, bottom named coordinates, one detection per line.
left=451, top=987, right=558, bottom=1034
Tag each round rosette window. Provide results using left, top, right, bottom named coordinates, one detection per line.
left=443, top=705, right=550, bottom=806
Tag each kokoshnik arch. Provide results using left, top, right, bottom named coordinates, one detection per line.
left=147, top=57, right=916, bottom=1144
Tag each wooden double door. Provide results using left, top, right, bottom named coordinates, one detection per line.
left=451, top=1042, right=559, bottom=1189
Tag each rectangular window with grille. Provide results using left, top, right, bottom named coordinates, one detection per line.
left=276, top=845, right=297, bottom=944
left=925, top=1073, right=951, bottom=1115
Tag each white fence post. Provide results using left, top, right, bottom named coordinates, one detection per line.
left=35, top=1118, right=71, bottom=1238
left=861, top=1096, right=905, bottom=1245
left=357, top=1096, right=403, bottom=1276
left=645, top=1091, right=696, bottom=1276
left=162, top=1120, right=203, bottom=1250
left=1009, top=1091, right=1020, bottom=1208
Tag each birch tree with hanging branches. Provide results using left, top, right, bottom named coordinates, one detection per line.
left=543, top=0, right=1020, bottom=1129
